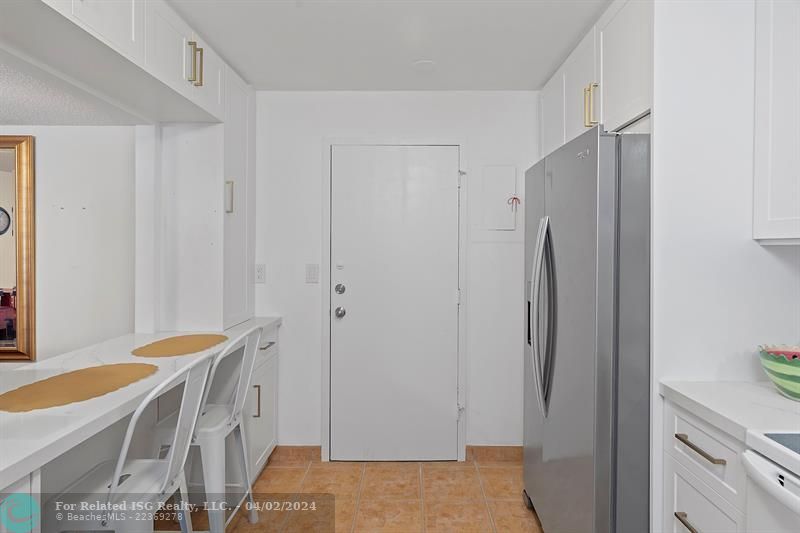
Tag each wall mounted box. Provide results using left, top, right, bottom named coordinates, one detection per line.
left=481, top=166, right=518, bottom=231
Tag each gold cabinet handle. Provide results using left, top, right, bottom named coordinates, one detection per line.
left=674, top=512, right=698, bottom=533
left=187, top=41, right=198, bottom=83
left=588, top=82, right=599, bottom=125
left=194, top=46, right=204, bottom=87
left=674, top=433, right=727, bottom=465
left=253, top=384, right=261, bottom=418
left=583, top=85, right=591, bottom=127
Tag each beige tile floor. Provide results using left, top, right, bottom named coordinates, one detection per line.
left=226, top=450, right=543, bottom=533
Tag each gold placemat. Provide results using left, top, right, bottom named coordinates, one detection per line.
left=0, top=363, right=158, bottom=413
left=132, top=334, right=228, bottom=358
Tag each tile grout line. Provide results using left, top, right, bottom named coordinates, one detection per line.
left=349, top=463, right=366, bottom=533
left=474, top=459, right=498, bottom=533
left=419, top=463, right=426, bottom=533
left=281, top=461, right=313, bottom=533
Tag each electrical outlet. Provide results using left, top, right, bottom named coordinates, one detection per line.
left=255, top=264, right=266, bottom=284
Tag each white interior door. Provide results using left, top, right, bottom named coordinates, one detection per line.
left=330, top=145, right=460, bottom=461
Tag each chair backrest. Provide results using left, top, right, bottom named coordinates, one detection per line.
left=107, top=352, right=214, bottom=502
left=200, top=325, right=263, bottom=426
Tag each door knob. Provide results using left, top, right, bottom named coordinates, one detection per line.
left=335, top=283, right=346, bottom=294
left=335, top=307, right=346, bottom=318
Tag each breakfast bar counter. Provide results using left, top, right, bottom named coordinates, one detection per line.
left=0, top=317, right=281, bottom=490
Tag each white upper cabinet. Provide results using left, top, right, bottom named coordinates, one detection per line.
left=563, top=28, right=598, bottom=143
left=71, top=0, right=144, bottom=62
left=144, top=0, right=193, bottom=99
left=596, top=0, right=652, bottom=131
left=38, top=0, right=227, bottom=121
left=540, top=67, right=565, bottom=157
left=753, top=0, right=800, bottom=243
left=539, top=0, right=652, bottom=154
left=189, top=34, right=226, bottom=120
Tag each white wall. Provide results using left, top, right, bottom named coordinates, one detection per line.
left=0, top=126, right=136, bottom=360
left=255, top=91, right=539, bottom=445
left=650, top=1, right=800, bottom=528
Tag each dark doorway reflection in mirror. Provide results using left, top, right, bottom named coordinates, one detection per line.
left=0, top=148, right=16, bottom=349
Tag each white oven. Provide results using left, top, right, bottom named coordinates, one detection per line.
left=743, top=450, right=800, bottom=532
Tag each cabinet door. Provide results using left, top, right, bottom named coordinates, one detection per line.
left=563, top=28, right=597, bottom=143
left=753, top=0, right=800, bottom=242
left=244, top=354, right=277, bottom=481
left=663, top=454, right=744, bottom=533
left=597, top=0, right=652, bottom=131
left=72, top=0, right=144, bottom=62
left=190, top=35, right=226, bottom=120
left=144, top=0, right=193, bottom=99
left=223, top=71, right=250, bottom=328
left=540, top=68, right=565, bottom=157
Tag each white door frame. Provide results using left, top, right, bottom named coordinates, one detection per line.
left=320, top=138, right=469, bottom=462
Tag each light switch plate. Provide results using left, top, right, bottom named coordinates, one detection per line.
left=305, top=263, right=320, bottom=284
left=255, top=264, right=266, bottom=284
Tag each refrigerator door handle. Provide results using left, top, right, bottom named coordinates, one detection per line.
left=530, top=216, right=549, bottom=418
left=542, top=219, right=557, bottom=412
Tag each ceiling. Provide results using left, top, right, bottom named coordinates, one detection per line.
left=168, top=0, right=610, bottom=91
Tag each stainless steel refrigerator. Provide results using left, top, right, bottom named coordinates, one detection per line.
left=523, top=126, right=650, bottom=533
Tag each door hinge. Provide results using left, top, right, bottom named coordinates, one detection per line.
left=458, top=170, right=466, bottom=189
left=457, top=403, right=466, bottom=419
left=455, top=289, right=461, bottom=306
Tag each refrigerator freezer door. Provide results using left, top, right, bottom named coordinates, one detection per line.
left=523, top=160, right=546, bottom=509
left=528, top=128, right=602, bottom=533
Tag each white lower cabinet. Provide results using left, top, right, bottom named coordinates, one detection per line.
left=664, top=454, right=745, bottom=533
left=243, top=344, right=278, bottom=482
left=0, top=473, right=39, bottom=533
left=663, top=400, right=746, bottom=532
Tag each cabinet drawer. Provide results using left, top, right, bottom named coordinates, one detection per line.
left=664, top=454, right=744, bottom=533
left=664, top=402, right=746, bottom=509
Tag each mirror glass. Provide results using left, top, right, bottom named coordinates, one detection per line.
left=0, top=148, right=16, bottom=349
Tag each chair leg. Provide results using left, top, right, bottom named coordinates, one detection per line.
left=176, top=473, right=195, bottom=533
left=233, top=423, right=258, bottom=524
left=199, top=438, right=227, bottom=533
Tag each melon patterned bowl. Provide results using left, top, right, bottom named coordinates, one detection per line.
left=759, top=345, right=800, bottom=401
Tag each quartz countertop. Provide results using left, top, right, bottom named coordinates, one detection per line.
left=0, top=316, right=281, bottom=489
left=660, top=380, right=800, bottom=474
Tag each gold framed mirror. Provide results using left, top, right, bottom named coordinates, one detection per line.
left=0, top=136, right=35, bottom=361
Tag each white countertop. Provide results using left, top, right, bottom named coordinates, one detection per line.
left=660, top=380, right=800, bottom=474
left=0, top=317, right=281, bottom=489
